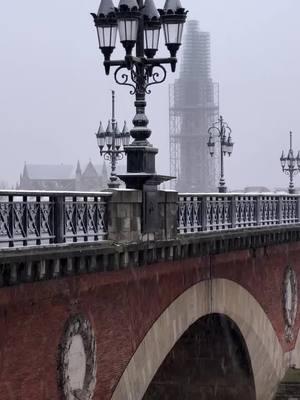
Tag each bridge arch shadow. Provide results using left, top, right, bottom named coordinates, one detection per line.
left=112, top=279, right=287, bottom=400
left=143, top=313, right=256, bottom=399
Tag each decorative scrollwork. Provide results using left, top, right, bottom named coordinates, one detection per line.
left=64, top=196, right=108, bottom=241
left=283, top=169, right=299, bottom=177
left=103, top=153, right=112, bottom=162
left=103, top=152, right=124, bottom=163
left=177, top=194, right=300, bottom=234
left=132, top=67, right=150, bottom=96
left=113, top=64, right=167, bottom=96
left=0, top=204, right=11, bottom=240
left=114, top=66, right=136, bottom=95
left=145, top=65, right=167, bottom=94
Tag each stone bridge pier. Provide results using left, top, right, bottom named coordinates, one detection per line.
left=1, top=190, right=300, bottom=399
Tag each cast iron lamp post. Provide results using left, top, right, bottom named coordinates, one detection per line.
left=96, top=90, right=130, bottom=188
left=92, top=0, right=188, bottom=189
left=208, top=116, right=234, bottom=193
left=280, top=131, right=300, bottom=194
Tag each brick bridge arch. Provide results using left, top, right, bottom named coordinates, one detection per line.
left=112, top=279, right=286, bottom=400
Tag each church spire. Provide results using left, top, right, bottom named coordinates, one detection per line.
left=76, top=160, right=82, bottom=176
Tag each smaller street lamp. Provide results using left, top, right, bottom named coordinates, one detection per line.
left=96, top=90, right=130, bottom=188
left=208, top=116, right=234, bottom=193
left=280, top=131, right=300, bottom=194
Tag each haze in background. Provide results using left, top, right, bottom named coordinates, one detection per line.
left=0, top=0, right=300, bottom=190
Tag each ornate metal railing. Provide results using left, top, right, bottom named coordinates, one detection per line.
left=2, top=190, right=300, bottom=247
left=0, top=191, right=111, bottom=248
left=178, top=193, right=300, bottom=234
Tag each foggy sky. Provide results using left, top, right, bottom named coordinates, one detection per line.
left=1, top=0, right=300, bottom=190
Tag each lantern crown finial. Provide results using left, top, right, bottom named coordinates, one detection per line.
left=106, top=120, right=113, bottom=134
left=97, top=0, right=116, bottom=17
left=162, top=0, right=185, bottom=13
left=118, top=0, right=139, bottom=11
left=122, top=121, right=128, bottom=134
left=97, top=121, right=105, bottom=135
left=143, top=0, right=160, bottom=20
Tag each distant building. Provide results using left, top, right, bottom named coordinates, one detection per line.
left=169, top=20, right=219, bottom=192
left=18, top=161, right=108, bottom=191
left=243, top=186, right=271, bottom=193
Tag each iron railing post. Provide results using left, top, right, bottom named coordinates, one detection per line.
left=201, top=196, right=208, bottom=231
left=83, top=196, right=88, bottom=242
left=36, top=196, right=41, bottom=245
left=256, top=196, right=262, bottom=226
left=231, top=195, right=237, bottom=229
left=278, top=196, right=284, bottom=225
left=94, top=196, right=98, bottom=241
left=8, top=195, right=14, bottom=248
left=53, top=195, right=65, bottom=244
left=72, top=196, right=77, bottom=243
left=297, top=196, right=300, bottom=223
left=22, top=195, right=28, bottom=247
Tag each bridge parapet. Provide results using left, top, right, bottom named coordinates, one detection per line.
left=0, top=189, right=178, bottom=248
left=2, top=190, right=300, bottom=249
left=178, top=193, right=300, bottom=234
left=1, top=223, right=300, bottom=288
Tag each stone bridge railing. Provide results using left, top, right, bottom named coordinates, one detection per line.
left=178, top=193, right=300, bottom=234
left=1, top=190, right=300, bottom=248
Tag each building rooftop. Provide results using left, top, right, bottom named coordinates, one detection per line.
left=24, top=164, right=75, bottom=180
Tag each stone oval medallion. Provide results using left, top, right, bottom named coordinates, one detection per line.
left=283, top=266, right=298, bottom=342
left=59, top=315, right=97, bottom=400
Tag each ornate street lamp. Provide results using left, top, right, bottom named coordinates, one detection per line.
left=96, top=90, right=130, bottom=188
left=92, top=0, right=188, bottom=190
left=208, top=116, right=234, bottom=193
left=280, top=131, right=300, bottom=194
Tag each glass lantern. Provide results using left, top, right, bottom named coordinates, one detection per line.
left=207, top=135, right=215, bottom=157
left=106, top=120, right=113, bottom=148
left=159, top=0, right=188, bottom=62
left=91, top=0, right=118, bottom=74
left=117, top=2, right=140, bottom=55
left=143, top=0, right=161, bottom=58
left=96, top=122, right=106, bottom=153
left=114, top=123, right=122, bottom=150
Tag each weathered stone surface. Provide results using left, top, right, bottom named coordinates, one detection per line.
left=107, top=189, right=178, bottom=242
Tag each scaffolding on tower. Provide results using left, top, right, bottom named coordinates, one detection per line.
left=169, top=20, right=220, bottom=192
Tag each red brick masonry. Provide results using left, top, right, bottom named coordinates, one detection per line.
left=0, top=241, right=299, bottom=400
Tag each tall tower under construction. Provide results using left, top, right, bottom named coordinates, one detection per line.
left=169, top=20, right=219, bottom=192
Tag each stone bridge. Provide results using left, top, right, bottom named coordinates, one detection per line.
left=1, top=190, right=300, bottom=400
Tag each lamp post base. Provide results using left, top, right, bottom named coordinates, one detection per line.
left=119, top=144, right=175, bottom=190
left=126, top=144, right=158, bottom=175
left=218, top=186, right=227, bottom=193
left=108, top=174, right=121, bottom=189
left=108, top=181, right=120, bottom=189
left=118, top=173, right=174, bottom=191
